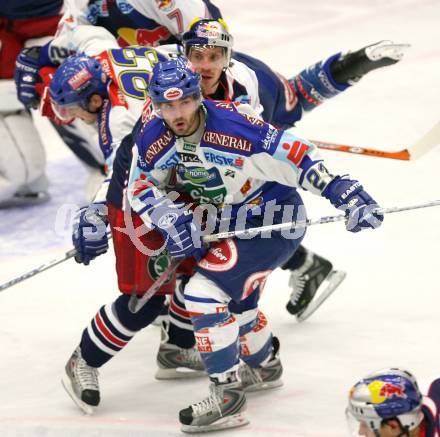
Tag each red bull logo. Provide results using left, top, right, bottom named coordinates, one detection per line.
left=196, top=22, right=221, bottom=39
left=155, top=0, right=175, bottom=11
left=117, top=26, right=171, bottom=47
left=367, top=380, right=407, bottom=404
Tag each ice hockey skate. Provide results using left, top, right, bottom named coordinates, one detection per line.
left=155, top=323, right=206, bottom=380
left=239, top=337, right=283, bottom=392
left=179, top=371, right=249, bottom=433
left=61, top=346, right=100, bottom=415
left=331, top=40, right=410, bottom=84
left=286, top=250, right=346, bottom=321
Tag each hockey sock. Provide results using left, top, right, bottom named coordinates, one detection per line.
left=80, top=294, right=165, bottom=367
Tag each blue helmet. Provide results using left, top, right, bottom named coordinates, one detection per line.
left=49, top=54, right=108, bottom=110
left=182, top=18, right=233, bottom=65
left=148, top=57, right=201, bottom=105
left=347, top=368, right=423, bottom=435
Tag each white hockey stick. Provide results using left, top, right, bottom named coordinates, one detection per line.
left=203, top=199, right=440, bottom=242
left=0, top=248, right=77, bottom=292
left=128, top=258, right=180, bottom=313
left=312, top=120, right=440, bottom=160
left=0, top=232, right=112, bottom=292
left=2, top=199, right=439, bottom=294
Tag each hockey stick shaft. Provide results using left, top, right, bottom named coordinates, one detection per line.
left=0, top=232, right=112, bottom=292
left=312, top=120, right=440, bottom=160
left=128, top=258, right=180, bottom=313
left=312, top=140, right=410, bottom=160
left=2, top=199, right=439, bottom=292
left=203, top=199, right=440, bottom=242
left=0, top=248, right=77, bottom=292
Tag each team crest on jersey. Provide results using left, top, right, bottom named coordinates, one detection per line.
left=155, top=0, right=175, bottom=11
left=147, top=253, right=173, bottom=283
left=198, top=240, right=238, bottom=272
left=164, top=87, right=183, bottom=101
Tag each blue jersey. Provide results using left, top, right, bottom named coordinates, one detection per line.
left=128, top=100, right=335, bottom=227
left=209, top=50, right=348, bottom=130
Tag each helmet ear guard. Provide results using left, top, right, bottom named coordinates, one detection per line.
left=347, top=368, right=424, bottom=436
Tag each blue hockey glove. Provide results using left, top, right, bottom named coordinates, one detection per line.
left=72, top=203, right=109, bottom=265
left=14, top=47, right=43, bottom=109
left=322, top=176, right=384, bottom=232
left=150, top=201, right=205, bottom=260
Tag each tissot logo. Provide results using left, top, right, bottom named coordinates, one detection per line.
left=164, top=87, right=183, bottom=100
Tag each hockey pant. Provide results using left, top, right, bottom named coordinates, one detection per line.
left=184, top=272, right=276, bottom=378
left=0, top=110, right=47, bottom=203
left=183, top=191, right=305, bottom=377
left=78, top=204, right=177, bottom=368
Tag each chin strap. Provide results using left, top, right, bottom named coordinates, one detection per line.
left=395, top=426, right=410, bottom=437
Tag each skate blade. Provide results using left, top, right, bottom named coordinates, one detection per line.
left=181, top=413, right=249, bottom=433
left=61, top=374, right=95, bottom=415
left=155, top=367, right=207, bottom=380
left=244, top=379, right=283, bottom=393
left=297, top=270, right=347, bottom=322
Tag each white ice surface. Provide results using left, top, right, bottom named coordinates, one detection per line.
left=1, top=1, right=440, bottom=436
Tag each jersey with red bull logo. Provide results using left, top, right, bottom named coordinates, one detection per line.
left=128, top=99, right=334, bottom=227
left=56, top=0, right=221, bottom=49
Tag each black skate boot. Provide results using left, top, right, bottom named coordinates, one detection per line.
left=286, top=249, right=346, bottom=321
left=330, top=40, right=410, bottom=84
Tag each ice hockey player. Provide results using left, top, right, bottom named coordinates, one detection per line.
left=14, top=0, right=222, bottom=112
left=12, top=1, right=222, bottom=200
left=347, top=368, right=440, bottom=436
left=127, top=57, right=383, bottom=432
left=180, top=18, right=408, bottom=320
left=0, top=1, right=63, bottom=206
left=48, top=48, right=205, bottom=415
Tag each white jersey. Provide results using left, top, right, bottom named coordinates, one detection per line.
left=56, top=0, right=217, bottom=48
left=88, top=44, right=172, bottom=203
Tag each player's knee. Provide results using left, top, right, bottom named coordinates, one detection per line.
left=183, top=272, right=230, bottom=316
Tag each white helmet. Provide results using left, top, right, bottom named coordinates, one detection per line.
left=346, top=368, right=424, bottom=436
left=182, top=18, right=234, bottom=67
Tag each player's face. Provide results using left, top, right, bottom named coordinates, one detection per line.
left=187, top=46, right=227, bottom=95
left=51, top=103, right=98, bottom=124
left=159, top=95, right=200, bottom=136
left=51, top=94, right=102, bottom=124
